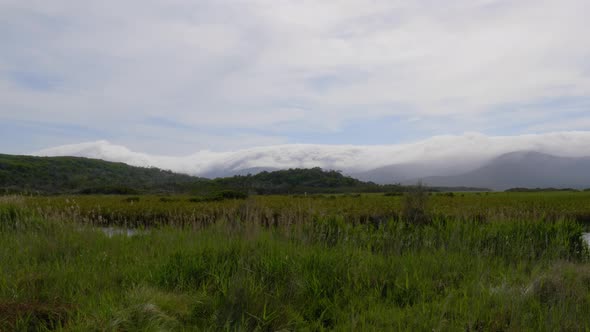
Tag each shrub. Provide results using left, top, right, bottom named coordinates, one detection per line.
left=402, top=183, right=430, bottom=224
left=218, top=190, right=248, bottom=200
left=78, top=186, right=140, bottom=195
left=188, top=190, right=248, bottom=203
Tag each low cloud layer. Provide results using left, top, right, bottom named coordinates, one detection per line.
left=34, top=131, right=590, bottom=177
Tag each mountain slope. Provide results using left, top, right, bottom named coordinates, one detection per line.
left=209, top=167, right=380, bottom=194
left=417, top=151, right=590, bottom=190
left=6, top=151, right=583, bottom=194
left=0, top=154, right=204, bottom=194
left=351, top=160, right=485, bottom=184
left=0, top=154, right=409, bottom=194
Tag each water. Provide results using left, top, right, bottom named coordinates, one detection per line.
left=100, top=227, right=145, bottom=237
left=96, top=228, right=589, bottom=245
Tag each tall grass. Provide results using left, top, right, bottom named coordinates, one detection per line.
left=20, top=191, right=590, bottom=228
left=0, top=195, right=589, bottom=330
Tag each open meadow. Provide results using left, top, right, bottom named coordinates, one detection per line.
left=1, top=191, right=590, bottom=331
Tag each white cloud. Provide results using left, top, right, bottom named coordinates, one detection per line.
left=34, top=131, right=590, bottom=177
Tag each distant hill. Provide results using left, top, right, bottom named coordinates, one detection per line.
left=0, top=154, right=407, bottom=195
left=0, top=154, right=204, bottom=194
left=0, top=154, right=487, bottom=194
left=201, top=167, right=279, bottom=179
left=416, top=151, right=590, bottom=190
left=204, top=168, right=485, bottom=194
left=351, top=160, right=481, bottom=184
left=208, top=167, right=385, bottom=194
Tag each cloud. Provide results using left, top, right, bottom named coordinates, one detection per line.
left=1, top=0, right=590, bottom=152
left=34, top=131, right=590, bottom=177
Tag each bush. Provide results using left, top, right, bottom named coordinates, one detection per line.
left=79, top=186, right=140, bottom=195
left=188, top=190, right=248, bottom=203
left=218, top=190, right=248, bottom=200
left=402, top=183, right=430, bottom=224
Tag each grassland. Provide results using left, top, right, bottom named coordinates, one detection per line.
left=1, top=192, right=590, bottom=331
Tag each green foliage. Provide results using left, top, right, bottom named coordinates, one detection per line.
left=122, top=196, right=141, bottom=203
left=79, top=186, right=140, bottom=195
left=0, top=198, right=589, bottom=330
left=218, top=190, right=249, bottom=200
left=188, top=190, right=249, bottom=203
left=402, top=183, right=430, bottom=224
left=11, top=191, right=590, bottom=229
left=1, top=154, right=493, bottom=196
left=0, top=154, right=204, bottom=194
left=506, top=187, right=580, bottom=192
left=3, top=192, right=590, bottom=329
left=208, top=167, right=380, bottom=194
left=0, top=155, right=409, bottom=195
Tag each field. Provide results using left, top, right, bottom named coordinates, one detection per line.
left=1, top=192, right=590, bottom=331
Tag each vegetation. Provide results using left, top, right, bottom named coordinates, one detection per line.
left=20, top=191, right=590, bottom=227
left=1, top=192, right=590, bottom=330
left=402, top=183, right=430, bottom=224
left=0, top=154, right=490, bottom=195
left=0, top=154, right=203, bottom=194
left=204, top=168, right=489, bottom=195
left=505, top=187, right=580, bottom=192
left=209, top=167, right=369, bottom=194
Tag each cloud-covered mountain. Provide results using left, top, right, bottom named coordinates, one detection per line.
left=415, top=151, right=590, bottom=190
left=351, top=161, right=473, bottom=184
left=33, top=132, right=590, bottom=189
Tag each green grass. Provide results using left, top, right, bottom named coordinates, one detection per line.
left=21, top=191, right=590, bottom=227
left=1, top=193, right=590, bottom=330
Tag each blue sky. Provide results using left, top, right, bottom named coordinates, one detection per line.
left=1, top=0, right=590, bottom=155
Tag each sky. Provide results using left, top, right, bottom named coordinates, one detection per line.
left=1, top=0, right=590, bottom=156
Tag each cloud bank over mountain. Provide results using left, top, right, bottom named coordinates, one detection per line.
left=34, top=132, right=590, bottom=181
left=417, top=151, right=590, bottom=190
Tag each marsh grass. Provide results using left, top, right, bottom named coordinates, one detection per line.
left=1, top=195, right=590, bottom=330
left=19, top=191, right=590, bottom=229
left=402, top=183, right=430, bottom=224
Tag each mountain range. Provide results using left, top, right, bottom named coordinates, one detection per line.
left=3, top=150, right=589, bottom=192
left=31, top=134, right=590, bottom=190
left=0, top=154, right=407, bottom=195
left=198, top=151, right=590, bottom=190
left=413, top=151, right=590, bottom=190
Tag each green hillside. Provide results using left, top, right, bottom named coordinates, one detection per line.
left=0, top=155, right=380, bottom=195
left=0, top=154, right=202, bottom=194
left=0, top=154, right=484, bottom=195
left=208, top=167, right=387, bottom=194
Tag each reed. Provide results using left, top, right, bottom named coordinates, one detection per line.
left=0, top=193, right=589, bottom=330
